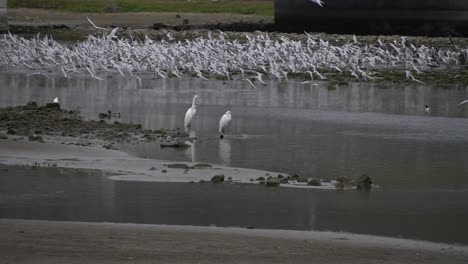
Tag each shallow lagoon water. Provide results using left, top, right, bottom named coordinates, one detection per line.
left=0, top=71, right=468, bottom=244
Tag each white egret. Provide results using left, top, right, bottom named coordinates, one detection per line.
left=459, top=99, right=468, bottom=105
left=184, top=95, right=198, bottom=132
left=219, top=110, right=232, bottom=139
left=53, top=97, right=59, bottom=103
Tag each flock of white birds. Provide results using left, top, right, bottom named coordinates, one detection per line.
left=0, top=23, right=467, bottom=87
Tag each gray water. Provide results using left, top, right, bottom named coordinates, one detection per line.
left=1, top=165, right=467, bottom=244
left=1, top=71, right=468, bottom=244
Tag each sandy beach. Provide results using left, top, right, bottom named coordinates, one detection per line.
left=0, top=219, right=467, bottom=264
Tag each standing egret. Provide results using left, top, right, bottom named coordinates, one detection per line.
left=53, top=97, right=59, bottom=103
left=219, top=110, right=232, bottom=139
left=184, top=95, right=198, bottom=132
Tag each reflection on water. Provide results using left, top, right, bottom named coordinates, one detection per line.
left=1, top=165, right=467, bottom=245
left=218, top=139, right=231, bottom=165
left=1, top=71, right=468, bottom=244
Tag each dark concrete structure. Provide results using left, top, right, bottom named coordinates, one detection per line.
left=0, top=0, right=6, bottom=32
left=275, top=0, right=468, bottom=35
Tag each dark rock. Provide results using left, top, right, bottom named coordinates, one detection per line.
left=175, top=14, right=181, bottom=18
left=161, top=169, right=167, bottom=173
left=211, top=174, right=225, bottom=183
left=266, top=178, right=280, bottom=187
left=191, top=163, right=213, bottom=169
left=167, top=163, right=190, bottom=169
left=160, top=142, right=190, bottom=148
left=152, top=23, right=168, bottom=30
left=98, top=112, right=110, bottom=119
left=24, top=101, right=38, bottom=110
left=256, top=177, right=265, bottom=181
left=149, top=167, right=157, bottom=171
left=278, top=177, right=289, bottom=184
left=52, top=24, right=70, bottom=30
left=7, top=129, right=16, bottom=135
left=199, top=180, right=206, bottom=183
left=307, top=178, right=322, bottom=186
left=297, top=177, right=308, bottom=183
left=182, top=19, right=189, bottom=25
left=291, top=174, right=300, bottom=180
left=356, top=174, right=373, bottom=191
left=28, top=135, right=43, bottom=142
left=0, top=134, right=7, bottom=140
left=45, top=103, right=60, bottom=109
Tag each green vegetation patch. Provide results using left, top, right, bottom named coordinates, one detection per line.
left=8, top=0, right=274, bottom=16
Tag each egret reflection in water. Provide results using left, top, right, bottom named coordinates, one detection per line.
left=184, top=131, right=197, bottom=163
left=218, top=138, right=232, bottom=165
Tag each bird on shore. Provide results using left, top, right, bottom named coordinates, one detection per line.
left=184, top=95, right=198, bottom=132
left=459, top=99, right=468, bottom=105
left=53, top=97, right=59, bottom=103
left=219, top=110, right=232, bottom=139
left=425, top=105, right=431, bottom=113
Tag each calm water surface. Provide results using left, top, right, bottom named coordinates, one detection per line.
left=0, top=71, right=468, bottom=244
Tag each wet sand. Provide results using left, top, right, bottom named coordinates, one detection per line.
left=1, top=219, right=467, bottom=264
left=0, top=139, right=288, bottom=185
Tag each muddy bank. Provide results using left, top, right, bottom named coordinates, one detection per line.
left=5, top=8, right=468, bottom=47
left=1, top=219, right=467, bottom=264
left=0, top=102, right=188, bottom=149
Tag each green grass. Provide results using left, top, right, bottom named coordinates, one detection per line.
left=8, top=0, right=274, bottom=16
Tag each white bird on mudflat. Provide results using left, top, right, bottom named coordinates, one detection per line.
left=459, top=99, right=468, bottom=105
left=53, top=97, right=59, bottom=103
left=219, top=110, right=232, bottom=139
left=184, top=95, right=198, bottom=132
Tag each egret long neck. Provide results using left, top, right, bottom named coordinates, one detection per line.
left=192, top=96, right=197, bottom=107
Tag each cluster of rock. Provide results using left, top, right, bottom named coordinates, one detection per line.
left=251, top=174, right=323, bottom=187
left=249, top=173, right=374, bottom=190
